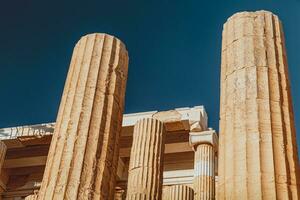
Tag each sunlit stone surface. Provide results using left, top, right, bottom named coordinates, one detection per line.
left=164, top=185, right=194, bottom=200
left=218, top=10, right=300, bottom=199
left=38, top=33, right=129, bottom=200
left=0, top=141, right=7, bottom=196
left=126, top=118, right=165, bottom=200
left=190, top=130, right=217, bottom=200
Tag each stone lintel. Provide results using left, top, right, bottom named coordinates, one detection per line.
left=126, top=105, right=207, bottom=132
left=163, top=169, right=194, bottom=185
left=189, top=130, right=218, bottom=151
left=0, top=123, right=54, bottom=140
left=0, top=106, right=208, bottom=140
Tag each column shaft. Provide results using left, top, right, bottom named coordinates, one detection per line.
left=219, top=11, right=300, bottom=199
left=0, top=141, right=7, bottom=198
left=164, top=185, right=194, bottom=200
left=25, top=194, right=38, bottom=200
left=126, top=118, right=165, bottom=200
left=38, top=33, right=129, bottom=200
left=0, top=141, right=6, bottom=168
left=194, top=144, right=215, bottom=200
left=115, top=188, right=125, bottom=200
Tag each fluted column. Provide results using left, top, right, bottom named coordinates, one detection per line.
left=219, top=11, right=300, bottom=199
left=25, top=194, right=38, bottom=200
left=38, top=33, right=129, bottom=200
left=115, top=188, right=126, bottom=200
left=126, top=118, right=165, bottom=200
left=0, top=141, right=7, bottom=198
left=164, top=185, right=194, bottom=200
left=0, top=141, right=6, bottom=168
left=190, top=130, right=217, bottom=200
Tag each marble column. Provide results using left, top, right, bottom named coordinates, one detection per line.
left=164, top=185, right=194, bottom=200
left=219, top=11, right=300, bottom=199
left=25, top=193, right=38, bottom=200
left=0, top=141, right=7, bottom=197
left=38, top=33, right=129, bottom=200
left=115, top=188, right=126, bottom=200
left=126, top=118, right=165, bottom=200
left=190, top=130, right=217, bottom=200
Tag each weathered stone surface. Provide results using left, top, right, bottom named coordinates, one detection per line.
left=115, top=188, right=126, bottom=200
left=38, top=33, right=129, bottom=200
left=219, top=10, right=300, bottom=199
left=190, top=131, right=217, bottom=200
left=0, top=123, right=54, bottom=140
left=25, top=193, right=38, bottom=200
left=126, top=118, right=165, bottom=200
left=0, top=141, right=7, bottom=196
left=0, top=141, right=6, bottom=169
left=164, top=185, right=194, bottom=200
left=194, top=144, right=215, bottom=200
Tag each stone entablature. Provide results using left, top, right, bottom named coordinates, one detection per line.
left=163, top=169, right=194, bottom=186
left=0, top=123, right=55, bottom=140
left=0, top=106, right=207, bottom=140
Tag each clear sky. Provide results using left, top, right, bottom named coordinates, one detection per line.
left=0, top=0, right=300, bottom=152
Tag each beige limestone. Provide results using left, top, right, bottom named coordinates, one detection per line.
left=115, top=188, right=126, bottom=200
left=25, top=192, right=38, bottom=200
left=126, top=118, right=165, bottom=200
left=0, top=141, right=6, bottom=169
left=219, top=10, right=300, bottom=199
left=164, top=185, right=194, bottom=200
left=38, top=33, right=129, bottom=200
left=0, top=141, right=6, bottom=165
left=0, top=141, right=7, bottom=197
left=190, top=131, right=217, bottom=200
left=25, top=195, right=38, bottom=200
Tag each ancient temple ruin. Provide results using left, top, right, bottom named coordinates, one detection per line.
left=0, top=11, right=299, bottom=200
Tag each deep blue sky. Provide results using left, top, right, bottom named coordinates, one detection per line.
left=0, top=1, right=300, bottom=152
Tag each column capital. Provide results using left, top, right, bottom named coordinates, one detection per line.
left=189, top=130, right=218, bottom=151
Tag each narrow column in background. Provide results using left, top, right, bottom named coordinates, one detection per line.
left=190, top=130, right=218, bottom=200
left=25, top=191, right=38, bottom=200
left=126, top=118, right=165, bottom=200
left=115, top=188, right=126, bottom=200
left=218, top=10, right=300, bottom=199
left=25, top=195, right=38, bottom=200
left=38, top=33, right=129, bottom=200
left=164, top=185, right=194, bottom=200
